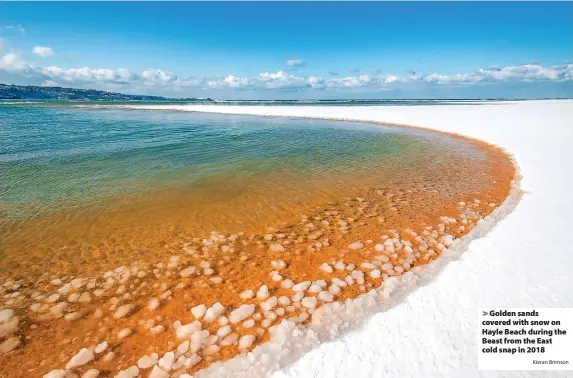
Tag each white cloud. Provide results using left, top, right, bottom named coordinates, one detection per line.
left=142, top=69, right=178, bottom=85
left=1, top=52, right=571, bottom=95
left=42, top=80, right=58, bottom=87
left=33, top=46, right=55, bottom=57
left=285, top=59, right=305, bottom=67
left=5, top=25, right=26, bottom=36
left=0, top=53, right=29, bottom=70
left=0, top=38, right=4, bottom=53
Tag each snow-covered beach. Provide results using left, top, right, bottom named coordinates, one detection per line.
left=2, top=100, right=571, bottom=378
left=127, top=99, right=573, bottom=378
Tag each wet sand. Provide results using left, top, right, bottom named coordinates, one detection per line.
left=0, top=121, right=515, bottom=378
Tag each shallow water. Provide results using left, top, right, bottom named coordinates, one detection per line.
left=0, top=105, right=485, bottom=213
left=0, top=103, right=516, bottom=377
left=0, top=104, right=488, bottom=277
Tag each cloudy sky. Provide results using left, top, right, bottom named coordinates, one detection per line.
left=1, top=2, right=572, bottom=99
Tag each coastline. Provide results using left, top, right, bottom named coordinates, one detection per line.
left=1, top=110, right=515, bottom=377
left=120, top=100, right=572, bottom=377
left=1, top=100, right=570, bottom=377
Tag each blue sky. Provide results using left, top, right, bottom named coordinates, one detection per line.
left=1, top=2, right=572, bottom=99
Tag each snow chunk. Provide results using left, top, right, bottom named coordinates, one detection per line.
left=301, top=297, right=318, bottom=309
left=114, top=366, right=139, bottom=378
left=318, top=291, right=334, bottom=302
left=179, top=266, right=196, bottom=278
left=149, top=366, right=169, bottom=378
left=278, top=296, right=291, bottom=306
left=191, top=304, right=207, bottom=319
left=239, top=334, right=256, bottom=350
left=217, top=325, right=232, bottom=338
left=117, top=328, right=132, bottom=339
left=281, top=279, right=294, bottom=289
left=229, top=304, right=255, bottom=324
left=256, top=285, right=270, bottom=300
left=239, top=290, right=254, bottom=300
left=137, top=353, right=158, bottom=369
left=0, top=309, right=14, bottom=323
left=348, top=242, right=364, bottom=250
left=204, top=302, right=226, bottom=322
left=113, top=304, right=135, bottom=319
left=271, top=260, right=287, bottom=270
left=292, top=281, right=311, bottom=292
left=94, top=341, right=108, bottom=354
left=158, top=351, right=175, bottom=371
left=0, top=337, right=20, bottom=354
left=320, top=263, right=333, bottom=273
left=308, top=284, right=322, bottom=293
left=269, top=244, right=285, bottom=252
left=176, top=321, right=202, bottom=339
left=202, top=344, right=220, bottom=356
left=260, top=296, right=277, bottom=311
left=361, top=262, right=376, bottom=270
left=82, top=370, right=100, bottom=378
left=66, top=347, right=95, bottom=369
left=147, top=298, right=161, bottom=310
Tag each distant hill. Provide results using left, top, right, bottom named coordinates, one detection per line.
left=0, top=84, right=213, bottom=101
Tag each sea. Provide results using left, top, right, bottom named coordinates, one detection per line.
left=0, top=100, right=490, bottom=275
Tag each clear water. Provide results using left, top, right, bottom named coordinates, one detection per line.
left=0, top=102, right=496, bottom=276
left=1, top=104, right=461, bottom=221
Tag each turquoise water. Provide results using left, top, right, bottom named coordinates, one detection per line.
left=0, top=103, right=485, bottom=221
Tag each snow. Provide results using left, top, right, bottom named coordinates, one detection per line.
left=176, top=321, right=202, bottom=339
left=292, top=281, right=311, bottom=292
left=229, top=304, right=255, bottom=324
left=66, top=347, right=95, bottom=369
left=110, top=100, right=572, bottom=378
left=0, top=308, right=14, bottom=323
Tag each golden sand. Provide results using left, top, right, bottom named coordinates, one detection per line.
left=0, top=128, right=515, bottom=378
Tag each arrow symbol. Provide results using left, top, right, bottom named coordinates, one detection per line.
left=482, top=311, right=488, bottom=316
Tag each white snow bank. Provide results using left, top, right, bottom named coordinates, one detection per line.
left=113, top=100, right=573, bottom=378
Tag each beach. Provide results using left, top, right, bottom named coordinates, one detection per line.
left=0, top=99, right=570, bottom=378
left=151, top=99, right=573, bottom=378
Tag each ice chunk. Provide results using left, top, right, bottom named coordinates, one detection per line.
left=320, top=263, right=333, bottom=273
left=348, top=242, right=364, bottom=250
left=318, top=291, right=334, bottom=302
left=204, top=302, right=226, bottom=322
left=176, top=321, right=202, bottom=339
left=179, top=266, right=196, bottom=278
left=158, top=351, right=175, bottom=371
left=292, top=281, right=311, bottom=292
left=269, top=244, right=285, bottom=252
left=81, top=370, right=99, bottom=378
left=239, top=334, right=256, bottom=350
left=271, top=260, right=287, bottom=270
left=113, top=304, right=135, bottom=319
left=301, top=297, right=318, bottom=309
left=256, top=285, right=270, bottom=300
left=115, top=366, right=139, bottom=378
left=0, top=337, right=20, bottom=354
left=137, top=353, right=159, bottom=369
left=229, top=304, right=255, bottom=324
left=260, top=296, right=277, bottom=311
left=66, top=347, right=95, bottom=369
left=191, top=304, right=207, bottom=319
left=239, top=290, right=254, bottom=299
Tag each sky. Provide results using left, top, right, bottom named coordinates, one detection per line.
left=0, top=2, right=572, bottom=99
